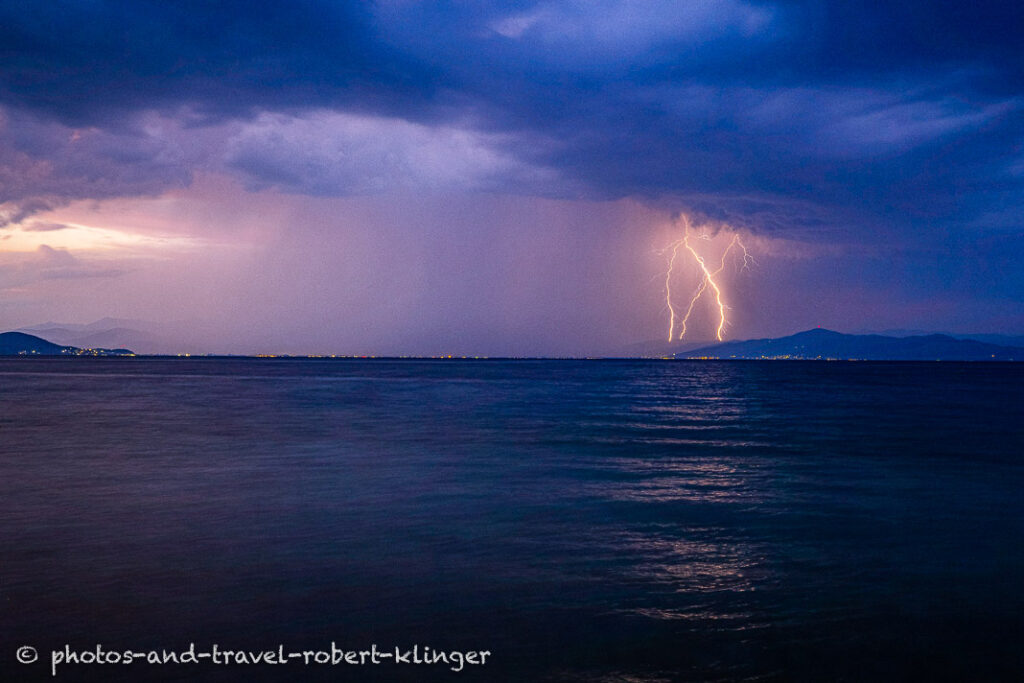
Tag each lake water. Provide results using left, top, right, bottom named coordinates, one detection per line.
left=1, top=358, right=1022, bottom=681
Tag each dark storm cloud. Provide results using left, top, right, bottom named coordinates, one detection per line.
left=0, top=0, right=1021, bottom=236
left=0, top=0, right=439, bottom=124
left=0, top=196, right=57, bottom=228
left=1, top=1, right=1019, bottom=120
left=0, top=106, right=192, bottom=225
left=221, top=110, right=566, bottom=197
left=771, top=1, right=1024, bottom=89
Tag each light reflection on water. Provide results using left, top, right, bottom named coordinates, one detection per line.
left=0, top=359, right=1022, bottom=681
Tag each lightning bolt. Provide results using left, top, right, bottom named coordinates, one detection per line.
left=662, top=226, right=754, bottom=343
left=662, top=238, right=685, bottom=342
left=677, top=257, right=711, bottom=340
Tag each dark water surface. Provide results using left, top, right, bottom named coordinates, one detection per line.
left=1, top=358, right=1022, bottom=681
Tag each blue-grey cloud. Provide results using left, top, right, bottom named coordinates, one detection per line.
left=0, top=0, right=1021, bottom=244
left=0, top=107, right=192, bottom=224
left=224, top=110, right=565, bottom=196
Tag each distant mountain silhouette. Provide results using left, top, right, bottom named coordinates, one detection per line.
left=607, top=338, right=715, bottom=358
left=62, top=327, right=159, bottom=351
left=679, top=328, right=1023, bottom=360
left=21, top=317, right=150, bottom=334
left=0, top=332, right=70, bottom=355
left=0, top=331, right=133, bottom=356
left=17, top=318, right=183, bottom=354
left=859, top=328, right=1024, bottom=348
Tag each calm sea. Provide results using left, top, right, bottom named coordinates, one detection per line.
left=1, top=358, right=1022, bottom=681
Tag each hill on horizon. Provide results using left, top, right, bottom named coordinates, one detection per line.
left=679, top=328, right=1024, bottom=361
left=0, top=331, right=134, bottom=357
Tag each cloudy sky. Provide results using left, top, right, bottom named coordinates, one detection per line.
left=0, top=1, right=1021, bottom=355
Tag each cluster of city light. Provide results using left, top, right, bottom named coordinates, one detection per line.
left=661, top=222, right=754, bottom=342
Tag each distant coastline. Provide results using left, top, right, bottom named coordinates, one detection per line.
left=2, top=327, right=1022, bottom=361
left=0, top=331, right=134, bottom=357
left=675, top=328, right=1023, bottom=361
